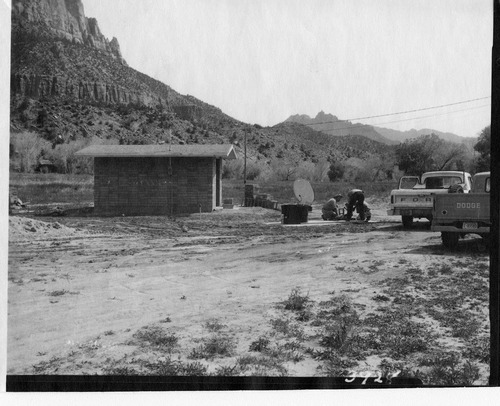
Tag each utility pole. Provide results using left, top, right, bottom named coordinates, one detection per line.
left=244, top=128, right=247, bottom=185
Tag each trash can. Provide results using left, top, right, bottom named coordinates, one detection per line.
left=281, top=204, right=310, bottom=224
left=298, top=204, right=310, bottom=223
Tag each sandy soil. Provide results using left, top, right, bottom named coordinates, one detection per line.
left=7, top=204, right=490, bottom=383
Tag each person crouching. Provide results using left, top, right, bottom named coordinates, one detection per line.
left=346, top=189, right=366, bottom=221
left=322, top=194, right=343, bottom=220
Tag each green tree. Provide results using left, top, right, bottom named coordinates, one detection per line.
left=327, top=160, right=345, bottom=182
left=395, top=134, right=465, bottom=175
left=473, top=125, right=490, bottom=172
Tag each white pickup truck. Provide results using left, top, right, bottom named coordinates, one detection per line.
left=387, top=171, right=473, bottom=228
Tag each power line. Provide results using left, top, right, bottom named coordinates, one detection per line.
left=302, top=103, right=490, bottom=134
left=307, top=96, right=491, bottom=126
left=356, top=103, right=489, bottom=129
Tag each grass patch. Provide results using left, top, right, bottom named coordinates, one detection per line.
left=426, top=307, right=482, bottom=340
left=142, top=359, right=208, bottom=376
left=316, top=352, right=358, bottom=377
left=102, top=366, right=140, bottom=375
left=132, top=325, right=178, bottom=351
left=32, top=356, right=63, bottom=373
left=10, top=173, right=93, bottom=205
left=213, top=364, right=242, bottom=376
left=189, top=334, right=236, bottom=360
left=270, top=317, right=305, bottom=340
left=363, top=311, right=435, bottom=359
left=417, top=351, right=480, bottom=386
left=249, top=337, right=270, bottom=352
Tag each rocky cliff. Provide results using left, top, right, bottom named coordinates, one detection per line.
left=9, top=0, right=394, bottom=165
left=12, top=0, right=125, bottom=64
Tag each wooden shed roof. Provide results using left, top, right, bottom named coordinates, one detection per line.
left=75, top=144, right=237, bottom=159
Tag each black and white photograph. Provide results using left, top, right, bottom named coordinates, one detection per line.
left=2, top=0, right=497, bottom=397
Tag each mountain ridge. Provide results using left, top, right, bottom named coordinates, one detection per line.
left=284, top=111, right=472, bottom=146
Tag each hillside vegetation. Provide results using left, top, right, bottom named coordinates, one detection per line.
left=10, top=0, right=484, bottom=182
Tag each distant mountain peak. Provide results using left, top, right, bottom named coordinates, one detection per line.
left=315, top=111, right=338, bottom=122
left=284, top=111, right=395, bottom=145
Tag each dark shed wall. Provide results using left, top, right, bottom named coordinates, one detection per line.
left=94, top=156, right=216, bottom=216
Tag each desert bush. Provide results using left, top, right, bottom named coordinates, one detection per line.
left=189, top=334, right=236, bottom=359
left=213, top=364, right=241, bottom=376
left=46, top=137, right=117, bottom=174
left=317, top=352, right=357, bottom=377
left=264, top=343, right=305, bottom=363
left=222, top=159, right=262, bottom=180
left=363, top=311, right=434, bottom=359
left=280, top=288, right=310, bottom=311
left=319, top=322, right=349, bottom=350
left=249, top=337, right=270, bottom=352
left=267, top=158, right=298, bottom=181
left=204, top=319, right=226, bottom=332
left=132, top=325, right=179, bottom=351
left=462, top=336, right=489, bottom=363
left=296, top=160, right=329, bottom=182
left=418, top=351, right=480, bottom=385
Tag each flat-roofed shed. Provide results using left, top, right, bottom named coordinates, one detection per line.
left=76, top=144, right=237, bottom=216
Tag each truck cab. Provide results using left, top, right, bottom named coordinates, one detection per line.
left=388, top=171, right=472, bottom=228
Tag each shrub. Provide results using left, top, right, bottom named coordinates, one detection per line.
left=132, top=325, right=178, bottom=351
left=327, top=161, right=345, bottom=182
left=204, top=319, right=226, bottom=332
left=222, top=159, right=262, bottom=180
left=249, top=337, right=270, bottom=352
left=281, top=288, right=310, bottom=311
left=418, top=351, right=480, bottom=385
left=189, top=334, right=236, bottom=359
left=10, top=131, right=50, bottom=172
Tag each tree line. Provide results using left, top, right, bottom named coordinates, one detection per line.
left=10, top=126, right=490, bottom=179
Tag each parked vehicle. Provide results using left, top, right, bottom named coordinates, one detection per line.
left=387, top=171, right=472, bottom=228
left=431, top=171, right=490, bottom=249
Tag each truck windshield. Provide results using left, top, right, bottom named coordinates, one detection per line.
left=424, top=176, right=462, bottom=189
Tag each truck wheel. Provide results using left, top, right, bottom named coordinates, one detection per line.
left=442, top=232, right=459, bottom=249
left=402, top=216, right=413, bottom=228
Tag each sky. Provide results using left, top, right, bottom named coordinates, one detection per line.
left=47, top=1, right=497, bottom=137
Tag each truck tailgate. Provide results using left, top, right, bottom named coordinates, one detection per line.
left=433, top=193, right=489, bottom=221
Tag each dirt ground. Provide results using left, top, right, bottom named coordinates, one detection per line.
left=7, top=203, right=490, bottom=384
